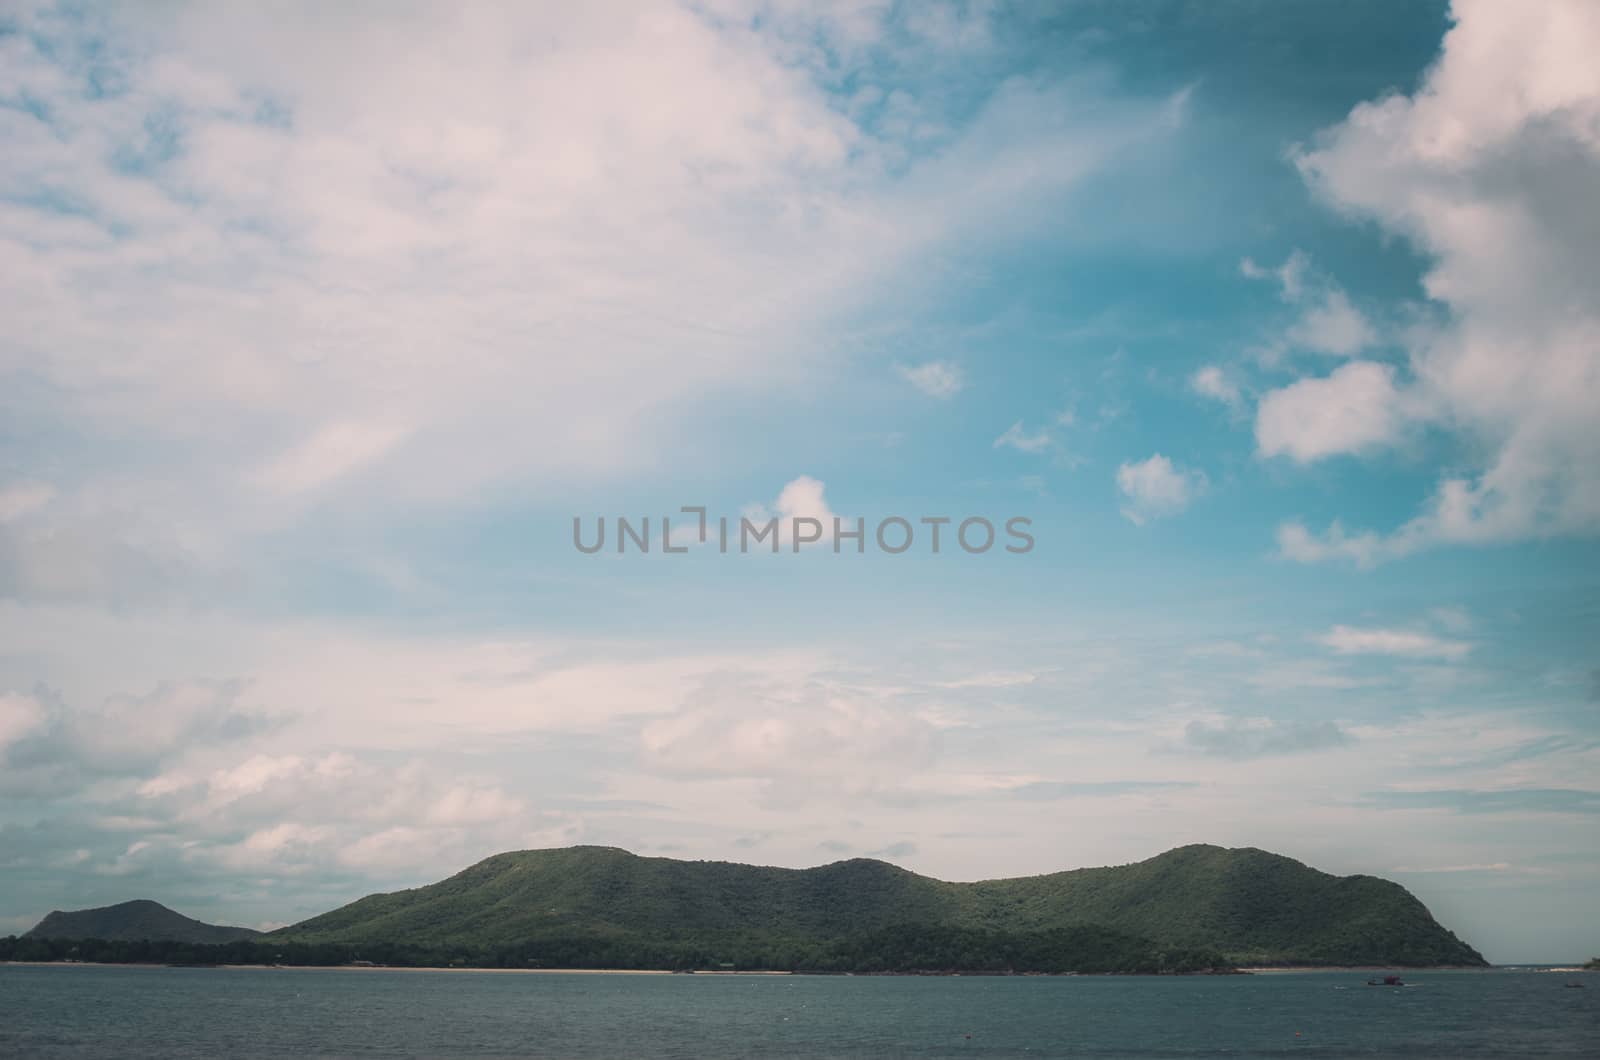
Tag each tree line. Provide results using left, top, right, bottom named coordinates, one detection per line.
left=0, top=924, right=1232, bottom=974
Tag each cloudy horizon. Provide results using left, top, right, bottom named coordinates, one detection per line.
left=2, top=0, right=1597, bottom=964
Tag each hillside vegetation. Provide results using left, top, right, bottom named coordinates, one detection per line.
left=272, top=844, right=1484, bottom=968
left=26, top=900, right=261, bottom=945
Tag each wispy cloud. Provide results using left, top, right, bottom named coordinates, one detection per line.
left=897, top=360, right=965, bottom=399
left=1318, top=625, right=1471, bottom=661
left=1365, top=788, right=1600, bottom=815
left=1241, top=250, right=1377, bottom=359
left=0, top=1, right=1181, bottom=601
left=865, top=841, right=917, bottom=859
left=1005, top=780, right=1196, bottom=800
left=1189, top=365, right=1241, bottom=410
left=1183, top=716, right=1352, bottom=758
left=993, top=421, right=1053, bottom=454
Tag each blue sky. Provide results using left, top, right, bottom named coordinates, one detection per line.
left=1, top=0, right=1597, bottom=963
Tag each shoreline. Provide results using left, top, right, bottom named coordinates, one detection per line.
left=10, top=961, right=1564, bottom=976
left=0, top=962, right=760, bottom=975
left=1238, top=965, right=1497, bottom=974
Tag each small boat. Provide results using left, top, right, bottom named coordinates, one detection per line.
left=1565, top=982, right=1585, bottom=989
left=1366, top=975, right=1404, bottom=986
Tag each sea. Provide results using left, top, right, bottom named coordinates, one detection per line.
left=0, top=965, right=1593, bottom=1058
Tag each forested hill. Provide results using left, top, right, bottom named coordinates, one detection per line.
left=274, top=844, right=1485, bottom=968
left=26, top=900, right=262, bottom=945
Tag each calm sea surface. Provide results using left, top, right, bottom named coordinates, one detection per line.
left=0, top=965, right=1593, bottom=1058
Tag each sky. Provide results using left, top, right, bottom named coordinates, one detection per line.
left=0, top=0, right=1597, bottom=964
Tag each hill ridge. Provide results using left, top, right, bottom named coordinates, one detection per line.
left=27, top=899, right=262, bottom=945
left=274, top=843, right=1485, bottom=968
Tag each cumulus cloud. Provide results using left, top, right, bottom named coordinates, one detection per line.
left=738, top=475, right=843, bottom=549
left=0, top=746, right=575, bottom=926
left=1255, top=360, right=1413, bottom=462
left=1275, top=520, right=1387, bottom=568
left=1116, top=454, right=1206, bottom=525
left=897, top=360, right=965, bottom=399
left=1318, top=625, right=1472, bottom=661
left=774, top=475, right=839, bottom=546
left=0, top=681, right=270, bottom=797
left=1279, top=0, right=1600, bottom=560
left=0, top=625, right=833, bottom=921
left=135, top=751, right=562, bottom=876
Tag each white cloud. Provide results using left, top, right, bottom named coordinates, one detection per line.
left=897, top=360, right=965, bottom=399
left=0, top=1, right=1185, bottom=595
left=1276, top=521, right=1387, bottom=567
left=134, top=750, right=569, bottom=878
left=638, top=671, right=939, bottom=807
left=776, top=474, right=840, bottom=548
left=1241, top=251, right=1308, bottom=301
left=1116, top=453, right=1205, bottom=525
left=739, top=475, right=843, bottom=549
left=993, top=421, right=1052, bottom=454
left=1189, top=364, right=1241, bottom=409
left=0, top=680, right=268, bottom=796
left=1256, top=360, right=1410, bottom=462
left=1283, top=0, right=1600, bottom=559
left=1318, top=625, right=1472, bottom=661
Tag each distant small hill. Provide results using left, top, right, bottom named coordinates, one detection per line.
left=26, top=900, right=262, bottom=944
left=274, top=844, right=1486, bottom=968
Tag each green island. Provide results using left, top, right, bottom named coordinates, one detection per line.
left=2, top=844, right=1486, bottom=974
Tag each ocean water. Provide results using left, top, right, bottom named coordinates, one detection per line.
left=0, top=965, right=1593, bottom=1058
